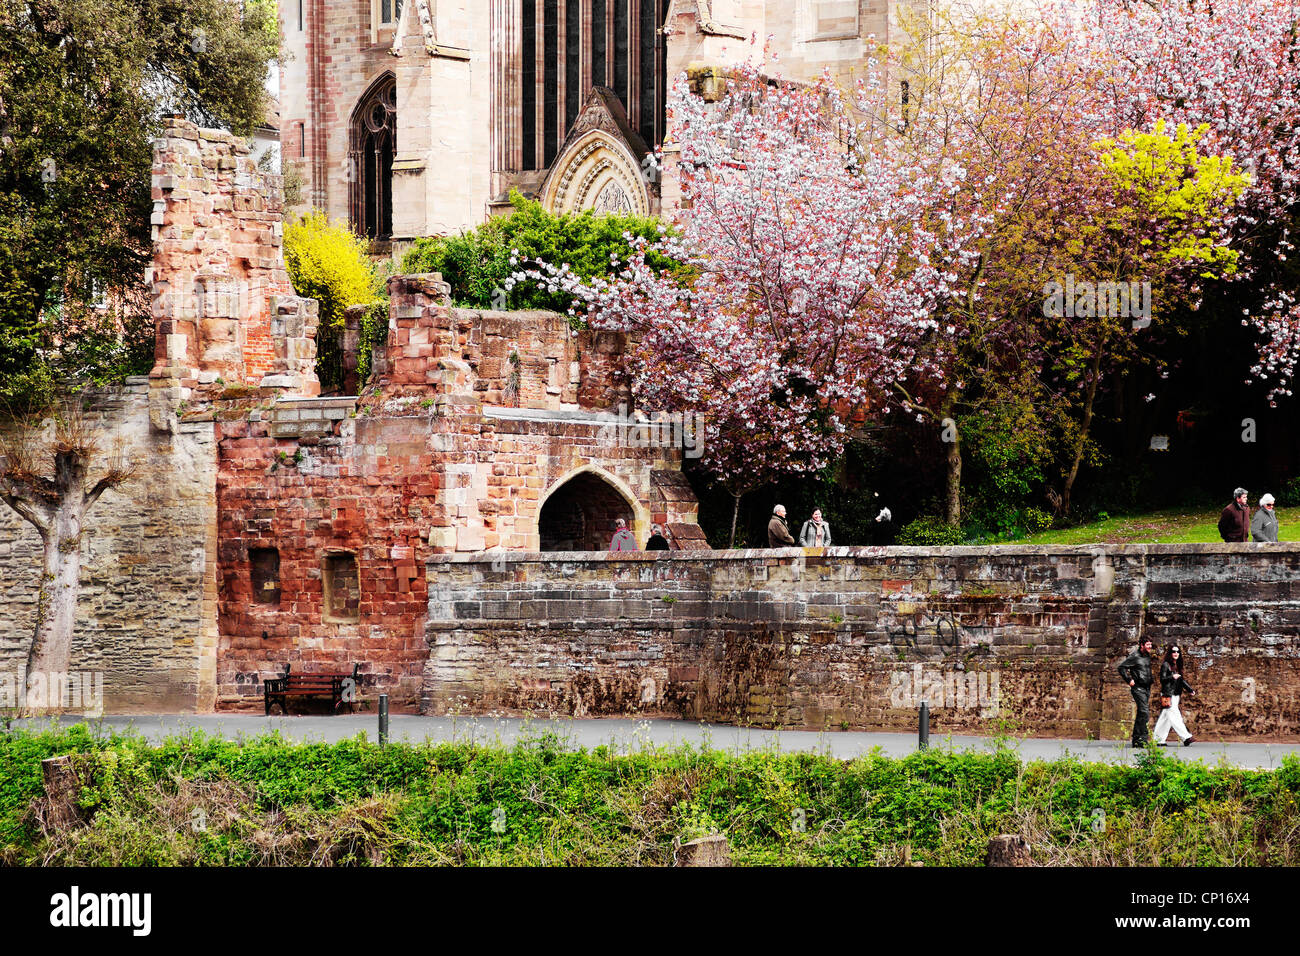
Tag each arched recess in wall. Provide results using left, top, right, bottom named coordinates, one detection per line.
left=538, top=466, right=648, bottom=550
left=349, top=73, right=397, bottom=241
left=538, top=128, right=651, bottom=217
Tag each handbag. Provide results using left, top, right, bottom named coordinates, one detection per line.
left=1160, top=695, right=1172, bottom=709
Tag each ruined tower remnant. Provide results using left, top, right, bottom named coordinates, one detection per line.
left=148, top=117, right=320, bottom=429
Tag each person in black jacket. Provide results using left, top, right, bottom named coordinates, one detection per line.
left=1153, top=645, right=1195, bottom=747
left=646, top=524, right=671, bottom=551
left=1117, top=638, right=1155, bottom=747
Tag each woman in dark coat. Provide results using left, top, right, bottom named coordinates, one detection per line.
left=1153, top=644, right=1195, bottom=746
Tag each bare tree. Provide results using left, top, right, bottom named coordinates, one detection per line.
left=0, top=402, right=134, bottom=687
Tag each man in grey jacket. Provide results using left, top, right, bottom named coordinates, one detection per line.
left=1251, top=493, right=1279, bottom=542
left=1117, top=638, right=1155, bottom=747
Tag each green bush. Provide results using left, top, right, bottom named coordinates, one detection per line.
left=0, top=361, right=57, bottom=417
left=400, top=190, right=675, bottom=315
left=353, top=302, right=386, bottom=387
left=1282, top=476, right=1300, bottom=507
left=3, top=728, right=1300, bottom=867
left=897, top=516, right=966, bottom=546
left=1024, top=506, right=1054, bottom=534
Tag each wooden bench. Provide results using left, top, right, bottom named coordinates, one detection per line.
left=264, top=664, right=360, bottom=715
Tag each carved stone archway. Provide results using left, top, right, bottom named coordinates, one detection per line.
left=537, top=466, right=650, bottom=551
left=539, top=88, right=652, bottom=218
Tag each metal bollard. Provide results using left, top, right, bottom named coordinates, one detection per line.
left=918, top=700, right=929, bottom=750
left=379, top=694, right=389, bottom=747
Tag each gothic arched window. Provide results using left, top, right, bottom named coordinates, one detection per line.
left=518, top=0, right=669, bottom=172
left=349, top=75, right=396, bottom=241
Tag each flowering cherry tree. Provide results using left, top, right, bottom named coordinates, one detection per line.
left=1083, top=0, right=1300, bottom=398
left=881, top=2, right=1117, bottom=523
left=884, top=1, right=1258, bottom=518
left=515, top=54, right=986, bottom=543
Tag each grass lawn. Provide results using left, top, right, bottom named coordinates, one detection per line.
left=1015, top=506, right=1300, bottom=545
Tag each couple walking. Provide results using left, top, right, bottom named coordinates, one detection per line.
left=1218, top=487, right=1279, bottom=542
left=767, top=504, right=832, bottom=548
left=1118, top=638, right=1196, bottom=747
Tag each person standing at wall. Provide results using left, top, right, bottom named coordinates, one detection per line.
left=609, top=518, right=638, bottom=551
left=1153, top=644, right=1196, bottom=747
left=799, top=508, right=833, bottom=547
left=645, top=523, right=670, bottom=550
left=768, top=505, right=797, bottom=547
left=1251, top=493, right=1279, bottom=542
left=1117, top=638, right=1156, bottom=747
left=1218, top=487, right=1251, bottom=542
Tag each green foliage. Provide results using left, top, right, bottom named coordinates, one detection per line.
left=3, top=728, right=1299, bottom=866
left=1024, top=506, right=1053, bottom=534
left=283, top=212, right=383, bottom=392
left=0, top=362, right=56, bottom=418
left=1282, top=476, right=1300, bottom=506
left=357, top=302, right=389, bottom=386
left=0, top=0, right=277, bottom=399
left=400, top=190, right=674, bottom=314
left=897, top=516, right=966, bottom=546
left=1094, top=121, right=1250, bottom=275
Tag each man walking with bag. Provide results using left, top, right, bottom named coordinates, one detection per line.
left=1117, top=638, right=1156, bottom=747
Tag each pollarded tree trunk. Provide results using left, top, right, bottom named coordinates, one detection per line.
left=29, top=487, right=88, bottom=678
left=1, top=412, right=132, bottom=704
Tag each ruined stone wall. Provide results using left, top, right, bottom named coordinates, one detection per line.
left=0, top=382, right=218, bottom=712
left=216, top=408, right=437, bottom=710
left=149, top=116, right=319, bottom=421
left=422, top=544, right=1300, bottom=741
left=376, top=274, right=629, bottom=410
left=214, top=282, right=702, bottom=711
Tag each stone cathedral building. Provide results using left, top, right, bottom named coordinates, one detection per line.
left=280, top=1, right=900, bottom=243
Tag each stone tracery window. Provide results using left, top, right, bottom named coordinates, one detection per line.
left=348, top=74, right=397, bottom=241
left=377, top=0, right=404, bottom=28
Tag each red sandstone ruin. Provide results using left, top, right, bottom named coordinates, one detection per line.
left=144, top=118, right=705, bottom=709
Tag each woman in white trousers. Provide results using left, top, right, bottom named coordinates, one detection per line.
left=1154, top=645, right=1195, bottom=746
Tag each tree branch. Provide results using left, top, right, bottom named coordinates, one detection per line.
left=84, top=470, right=131, bottom=510
left=0, top=484, right=52, bottom=537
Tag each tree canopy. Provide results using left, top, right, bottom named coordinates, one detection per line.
left=0, top=0, right=277, bottom=411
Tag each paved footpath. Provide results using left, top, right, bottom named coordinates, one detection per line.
left=10, top=714, right=1300, bottom=769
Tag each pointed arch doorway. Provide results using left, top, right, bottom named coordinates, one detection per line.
left=538, top=468, right=640, bottom=551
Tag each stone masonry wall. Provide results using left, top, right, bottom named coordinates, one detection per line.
left=149, top=116, right=319, bottom=428
left=0, top=382, right=219, bottom=712
left=375, top=274, right=629, bottom=411
left=215, top=281, right=703, bottom=711
left=423, top=544, right=1300, bottom=741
